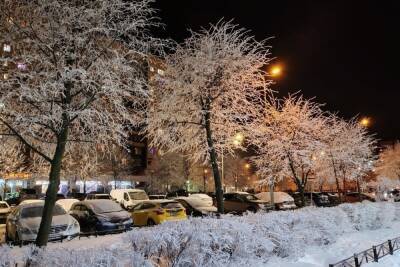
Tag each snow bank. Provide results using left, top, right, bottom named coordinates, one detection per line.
left=1, top=201, right=400, bottom=267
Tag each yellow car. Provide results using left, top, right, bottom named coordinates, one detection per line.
left=130, top=200, right=187, bottom=226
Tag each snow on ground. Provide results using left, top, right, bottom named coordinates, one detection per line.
left=1, top=202, right=400, bottom=267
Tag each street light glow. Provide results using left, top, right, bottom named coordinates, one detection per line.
left=270, top=65, right=282, bottom=77
left=360, top=117, right=370, bottom=127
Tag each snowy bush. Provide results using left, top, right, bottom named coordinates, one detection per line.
left=1, top=202, right=400, bottom=267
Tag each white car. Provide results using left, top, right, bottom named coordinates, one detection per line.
left=0, top=201, right=11, bottom=224
left=110, top=189, right=149, bottom=210
left=188, top=193, right=214, bottom=207
left=175, top=196, right=217, bottom=216
left=256, top=192, right=297, bottom=210
left=6, top=200, right=80, bottom=243
left=56, top=198, right=79, bottom=212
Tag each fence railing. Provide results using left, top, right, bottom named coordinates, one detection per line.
left=329, top=236, right=400, bottom=267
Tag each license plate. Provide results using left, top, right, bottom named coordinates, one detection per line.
left=169, top=211, right=178, bottom=216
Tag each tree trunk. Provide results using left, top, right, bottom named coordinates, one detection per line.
left=335, top=177, right=342, bottom=202
left=299, top=185, right=306, bottom=207
left=204, top=110, right=224, bottom=213
left=35, top=127, right=68, bottom=247
left=269, top=183, right=275, bottom=210
left=356, top=178, right=362, bottom=202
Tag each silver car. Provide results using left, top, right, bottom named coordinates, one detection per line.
left=6, top=201, right=80, bottom=243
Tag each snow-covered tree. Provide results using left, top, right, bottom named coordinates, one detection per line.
left=252, top=96, right=328, bottom=207
left=146, top=21, right=271, bottom=212
left=375, top=142, right=400, bottom=181
left=0, top=0, right=162, bottom=246
left=147, top=152, right=190, bottom=193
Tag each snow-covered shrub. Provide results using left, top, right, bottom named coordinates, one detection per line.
left=129, top=217, right=275, bottom=266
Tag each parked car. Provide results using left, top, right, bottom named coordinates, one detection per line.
left=56, top=198, right=80, bottom=212
left=39, top=193, right=66, bottom=201
left=110, top=189, right=149, bottom=210
left=85, top=193, right=111, bottom=200
left=255, top=192, right=297, bottom=210
left=290, top=192, right=333, bottom=207
left=223, top=192, right=272, bottom=214
left=5, top=200, right=80, bottom=243
left=175, top=197, right=217, bottom=217
left=344, top=192, right=376, bottom=203
left=0, top=201, right=11, bottom=224
left=149, top=194, right=167, bottom=200
left=69, top=200, right=132, bottom=233
left=67, top=192, right=87, bottom=201
left=130, top=200, right=187, bottom=226
left=166, top=189, right=189, bottom=198
left=18, top=189, right=39, bottom=203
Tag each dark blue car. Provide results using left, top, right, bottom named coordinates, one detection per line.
left=69, top=200, right=133, bottom=233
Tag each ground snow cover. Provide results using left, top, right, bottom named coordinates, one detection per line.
left=1, top=201, right=400, bottom=267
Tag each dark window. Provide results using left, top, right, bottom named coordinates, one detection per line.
left=124, top=193, right=129, bottom=201
left=141, top=203, right=155, bottom=210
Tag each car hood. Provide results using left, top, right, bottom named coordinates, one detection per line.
left=96, top=211, right=130, bottom=223
left=20, top=214, right=75, bottom=229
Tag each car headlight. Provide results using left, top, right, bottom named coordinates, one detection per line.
left=68, top=221, right=80, bottom=232
left=123, top=218, right=133, bottom=225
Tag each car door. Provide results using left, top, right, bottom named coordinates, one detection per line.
left=133, top=203, right=152, bottom=226
left=234, top=195, right=248, bottom=212
left=223, top=194, right=235, bottom=213
left=80, top=205, right=95, bottom=231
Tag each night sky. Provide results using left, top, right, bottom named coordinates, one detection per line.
left=152, top=0, right=400, bottom=141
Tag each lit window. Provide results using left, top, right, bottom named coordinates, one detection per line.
left=3, top=44, right=11, bottom=52
left=149, top=66, right=155, bottom=72
left=3, top=61, right=8, bottom=67
left=157, top=69, right=164, bottom=75
left=3, top=73, right=9, bottom=80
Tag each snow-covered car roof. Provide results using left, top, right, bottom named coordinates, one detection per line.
left=0, top=201, right=10, bottom=212
left=175, top=196, right=215, bottom=208
left=19, top=199, right=44, bottom=205
left=56, top=198, right=79, bottom=212
left=255, top=192, right=294, bottom=203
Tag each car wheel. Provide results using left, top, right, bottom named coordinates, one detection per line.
left=248, top=207, right=257, bottom=213
left=147, top=219, right=156, bottom=226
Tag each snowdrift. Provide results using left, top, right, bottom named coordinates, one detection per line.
left=1, top=201, right=400, bottom=267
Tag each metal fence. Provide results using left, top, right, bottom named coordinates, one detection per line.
left=329, top=236, right=400, bottom=267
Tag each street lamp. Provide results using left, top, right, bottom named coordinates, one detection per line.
left=269, top=64, right=283, bottom=77
left=360, top=117, right=371, bottom=127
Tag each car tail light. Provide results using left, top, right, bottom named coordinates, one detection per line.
left=154, top=209, right=165, bottom=215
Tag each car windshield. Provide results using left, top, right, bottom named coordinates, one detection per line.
left=244, top=194, right=259, bottom=201
left=90, top=201, right=123, bottom=214
left=21, top=205, right=66, bottom=218
left=160, top=202, right=182, bottom=209
left=128, top=191, right=148, bottom=200
left=0, top=203, right=8, bottom=209
left=95, top=195, right=110, bottom=199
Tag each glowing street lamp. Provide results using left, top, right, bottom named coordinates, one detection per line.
left=360, top=117, right=371, bottom=127
left=270, top=65, right=282, bottom=77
